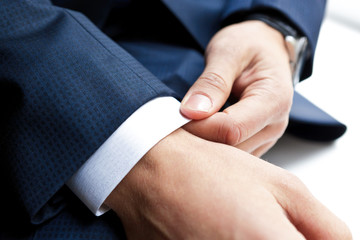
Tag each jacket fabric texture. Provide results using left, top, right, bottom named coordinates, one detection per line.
left=0, top=0, right=325, bottom=239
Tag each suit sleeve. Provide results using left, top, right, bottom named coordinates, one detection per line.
left=0, top=0, right=175, bottom=224
left=221, top=0, right=327, bottom=79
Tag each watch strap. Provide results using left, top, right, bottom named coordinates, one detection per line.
left=243, top=13, right=300, bottom=38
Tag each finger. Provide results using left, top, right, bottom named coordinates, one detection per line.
left=183, top=112, right=241, bottom=145
left=235, top=121, right=288, bottom=153
left=292, top=198, right=352, bottom=240
left=222, top=94, right=275, bottom=143
left=261, top=208, right=306, bottom=240
left=184, top=111, right=287, bottom=149
left=251, top=141, right=276, bottom=157
left=243, top=192, right=306, bottom=240
left=180, top=48, right=247, bottom=120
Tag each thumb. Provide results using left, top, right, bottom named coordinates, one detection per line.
left=180, top=54, right=239, bottom=120
left=278, top=178, right=352, bottom=240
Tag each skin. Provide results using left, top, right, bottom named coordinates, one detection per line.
left=105, top=129, right=352, bottom=239
left=181, top=20, right=294, bottom=157
left=105, top=21, right=352, bottom=239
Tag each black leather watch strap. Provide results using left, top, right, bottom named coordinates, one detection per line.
left=243, top=13, right=300, bottom=38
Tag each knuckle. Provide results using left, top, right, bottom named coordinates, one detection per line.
left=273, top=94, right=292, bottom=117
left=215, top=113, right=242, bottom=145
left=198, top=72, right=228, bottom=95
left=225, top=121, right=242, bottom=146
left=264, top=86, right=293, bottom=119
left=226, top=123, right=242, bottom=146
left=222, top=109, right=250, bottom=143
left=276, top=171, right=307, bottom=195
left=272, top=120, right=289, bottom=140
left=233, top=120, right=249, bottom=142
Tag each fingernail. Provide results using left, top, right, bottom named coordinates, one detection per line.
left=183, top=94, right=212, bottom=112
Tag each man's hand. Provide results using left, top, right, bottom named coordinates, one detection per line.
left=105, top=129, right=351, bottom=240
left=181, top=21, right=294, bottom=157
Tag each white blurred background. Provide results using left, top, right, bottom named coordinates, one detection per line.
left=264, top=0, right=360, bottom=238
left=327, top=0, right=360, bottom=30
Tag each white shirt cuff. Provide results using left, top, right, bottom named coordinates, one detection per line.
left=66, top=96, right=190, bottom=216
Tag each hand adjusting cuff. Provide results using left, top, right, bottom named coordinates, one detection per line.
left=244, top=13, right=308, bottom=86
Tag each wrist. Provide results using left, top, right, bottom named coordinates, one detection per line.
left=104, top=128, right=197, bottom=222
left=236, top=20, right=291, bottom=65
left=243, top=14, right=308, bottom=85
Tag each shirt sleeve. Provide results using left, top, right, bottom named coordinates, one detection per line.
left=66, top=97, right=190, bottom=216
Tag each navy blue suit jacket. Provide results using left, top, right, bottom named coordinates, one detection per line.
left=0, top=0, right=325, bottom=239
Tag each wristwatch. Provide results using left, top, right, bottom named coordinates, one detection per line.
left=284, top=35, right=308, bottom=86
left=244, top=13, right=308, bottom=86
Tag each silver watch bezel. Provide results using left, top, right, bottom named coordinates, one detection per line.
left=285, top=35, right=308, bottom=86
